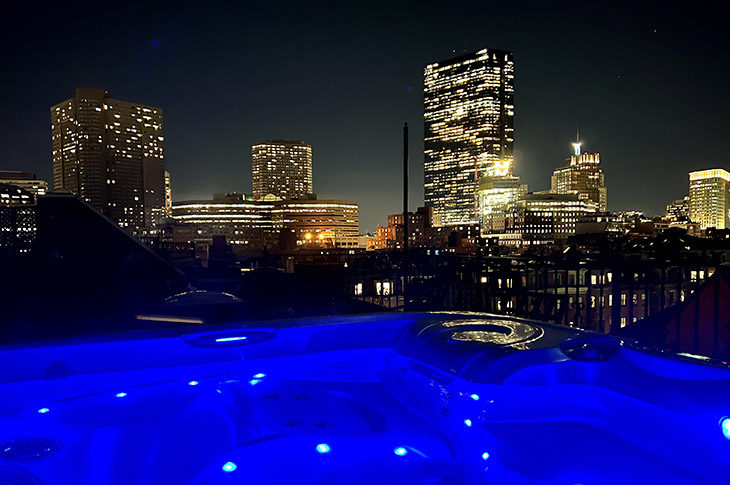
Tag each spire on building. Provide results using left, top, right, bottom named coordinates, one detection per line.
left=572, top=124, right=581, bottom=156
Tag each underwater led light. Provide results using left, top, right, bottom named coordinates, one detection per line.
left=482, top=452, right=490, bottom=460
left=37, top=407, right=49, bottom=414
left=248, top=379, right=262, bottom=386
left=720, top=417, right=730, bottom=440
left=214, top=336, right=247, bottom=343
left=188, top=380, right=199, bottom=386
left=394, top=447, right=408, bottom=456
left=464, top=419, right=473, bottom=427
left=470, top=394, right=480, bottom=401
left=115, top=392, right=127, bottom=398
left=253, top=373, right=266, bottom=379
left=316, top=443, right=331, bottom=454
left=221, top=461, right=237, bottom=472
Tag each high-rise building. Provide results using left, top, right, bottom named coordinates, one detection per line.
left=424, top=48, right=515, bottom=226
left=251, top=140, right=313, bottom=201
left=689, top=169, right=730, bottom=230
left=551, top=142, right=606, bottom=212
left=51, top=88, right=165, bottom=232
left=0, top=171, right=48, bottom=199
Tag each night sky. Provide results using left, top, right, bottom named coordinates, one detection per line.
left=2, top=1, right=728, bottom=232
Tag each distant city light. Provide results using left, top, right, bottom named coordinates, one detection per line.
left=188, top=380, right=199, bottom=386
left=394, top=447, right=408, bottom=456
left=115, top=392, right=127, bottom=398
left=470, top=394, right=480, bottom=401
left=464, top=419, right=473, bottom=427
left=222, top=461, right=237, bottom=472
left=248, top=379, right=262, bottom=386
left=37, top=407, right=50, bottom=414
left=252, top=373, right=266, bottom=379
left=316, top=443, right=331, bottom=454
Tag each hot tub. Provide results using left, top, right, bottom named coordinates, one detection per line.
left=0, top=312, right=728, bottom=484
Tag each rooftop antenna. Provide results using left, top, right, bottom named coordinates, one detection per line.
left=571, top=124, right=581, bottom=156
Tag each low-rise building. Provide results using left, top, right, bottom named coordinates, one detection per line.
left=493, top=192, right=595, bottom=247
left=0, top=171, right=48, bottom=199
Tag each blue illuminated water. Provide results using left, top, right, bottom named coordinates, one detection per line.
left=0, top=312, right=728, bottom=484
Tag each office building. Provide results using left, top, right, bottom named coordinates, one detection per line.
left=172, top=193, right=275, bottom=254
left=0, top=171, right=48, bottom=199
left=551, top=143, right=606, bottom=212
left=271, top=200, right=359, bottom=249
left=251, top=140, right=313, bottom=201
left=478, top=175, right=527, bottom=234
left=495, top=192, right=594, bottom=246
left=171, top=195, right=359, bottom=254
left=688, top=169, right=730, bottom=230
left=424, top=48, right=515, bottom=226
left=51, top=88, right=165, bottom=232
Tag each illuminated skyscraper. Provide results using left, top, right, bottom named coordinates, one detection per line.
left=251, top=140, right=313, bottom=201
left=550, top=141, right=606, bottom=212
left=689, top=169, right=730, bottom=229
left=51, top=88, right=165, bottom=232
left=424, top=48, right=515, bottom=226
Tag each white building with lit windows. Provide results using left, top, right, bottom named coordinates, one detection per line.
left=171, top=195, right=359, bottom=254
left=688, top=169, right=730, bottom=230
left=251, top=140, right=313, bottom=201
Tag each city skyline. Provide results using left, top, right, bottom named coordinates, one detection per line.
left=1, top=2, right=728, bottom=231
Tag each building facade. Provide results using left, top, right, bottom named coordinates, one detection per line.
left=0, top=184, right=37, bottom=253
left=251, top=140, right=313, bottom=201
left=495, top=192, right=594, bottom=246
left=271, top=200, right=359, bottom=249
left=666, top=196, right=690, bottom=222
left=550, top=149, right=606, bottom=212
left=170, top=195, right=359, bottom=255
left=51, top=88, right=165, bottom=232
left=0, top=171, right=48, bottom=199
left=689, top=169, right=730, bottom=230
left=424, top=48, right=515, bottom=226
left=478, top=175, right=527, bottom=234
